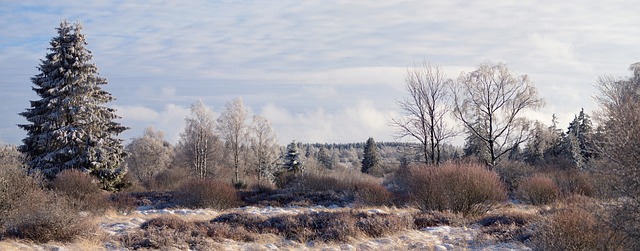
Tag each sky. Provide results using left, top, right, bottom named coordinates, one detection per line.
left=1, top=0, right=639, bottom=146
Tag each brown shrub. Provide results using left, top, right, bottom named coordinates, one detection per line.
left=0, top=165, right=42, bottom=228
left=4, top=193, right=97, bottom=243
left=109, top=192, right=138, bottom=214
left=494, top=160, right=535, bottom=192
left=176, top=178, right=240, bottom=209
left=147, top=167, right=190, bottom=191
left=413, top=211, right=464, bottom=229
left=531, top=205, right=622, bottom=251
left=353, top=181, right=393, bottom=207
left=549, top=169, right=595, bottom=197
left=476, top=210, right=539, bottom=243
left=51, top=169, right=109, bottom=214
left=517, top=174, right=560, bottom=205
left=400, top=162, right=508, bottom=214
left=355, top=212, right=413, bottom=238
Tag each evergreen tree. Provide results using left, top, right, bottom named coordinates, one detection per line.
left=283, top=141, right=303, bottom=173
left=361, top=137, right=381, bottom=174
left=564, top=108, right=593, bottom=169
left=18, top=21, right=127, bottom=190
left=317, top=146, right=332, bottom=169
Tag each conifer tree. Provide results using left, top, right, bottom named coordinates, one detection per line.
left=18, top=21, right=127, bottom=190
left=283, top=141, right=303, bottom=173
left=361, top=137, right=380, bottom=174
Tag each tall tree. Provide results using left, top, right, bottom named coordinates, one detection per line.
left=249, top=115, right=279, bottom=183
left=18, top=21, right=127, bottom=190
left=124, top=127, right=174, bottom=184
left=217, top=97, right=249, bottom=183
left=595, top=63, right=640, bottom=249
left=453, top=62, right=543, bottom=168
left=392, top=62, right=457, bottom=165
left=361, top=137, right=381, bottom=174
left=177, top=100, right=218, bottom=179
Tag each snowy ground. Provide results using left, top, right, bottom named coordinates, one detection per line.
left=1, top=206, right=531, bottom=250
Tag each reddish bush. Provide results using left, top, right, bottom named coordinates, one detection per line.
left=50, top=169, right=108, bottom=214
left=517, top=174, right=560, bottom=205
left=399, top=162, right=507, bottom=214
left=176, top=178, right=240, bottom=209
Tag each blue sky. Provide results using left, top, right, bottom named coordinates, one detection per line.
left=1, top=0, right=639, bottom=145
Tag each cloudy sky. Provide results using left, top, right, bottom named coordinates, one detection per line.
left=1, top=0, right=639, bottom=146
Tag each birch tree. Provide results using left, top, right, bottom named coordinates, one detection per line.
left=177, top=100, right=218, bottom=179
left=18, top=21, right=127, bottom=190
left=217, top=97, right=249, bottom=184
left=249, top=115, right=279, bottom=182
left=452, top=62, right=543, bottom=168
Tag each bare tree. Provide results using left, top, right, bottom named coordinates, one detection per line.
left=124, top=127, right=174, bottom=184
left=177, top=100, right=218, bottom=179
left=249, top=115, right=279, bottom=182
left=452, top=62, right=543, bottom=168
left=595, top=63, right=640, bottom=249
left=217, top=97, right=249, bottom=184
left=392, top=62, right=457, bottom=165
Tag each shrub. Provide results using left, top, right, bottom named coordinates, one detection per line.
left=175, top=178, right=240, bottom=209
left=549, top=169, right=594, bottom=197
left=517, top=174, right=560, bottom=205
left=50, top=169, right=108, bottom=214
left=0, top=165, right=42, bottom=228
left=531, top=205, right=621, bottom=251
left=494, top=160, right=535, bottom=192
left=353, top=181, right=393, bottom=207
left=4, top=193, right=96, bottom=243
left=109, top=192, right=138, bottom=214
left=399, top=162, right=507, bottom=214
left=355, top=212, right=412, bottom=238
left=148, top=167, right=190, bottom=191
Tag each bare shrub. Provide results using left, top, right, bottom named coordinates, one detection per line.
left=494, top=160, right=535, bottom=192
left=148, top=167, right=190, bottom=191
left=413, top=210, right=464, bottom=229
left=399, top=162, right=507, bottom=214
left=531, top=205, right=622, bottom=251
left=548, top=169, right=595, bottom=197
left=355, top=212, right=413, bottom=238
left=176, top=178, right=240, bottom=209
left=4, top=193, right=96, bottom=243
left=353, top=181, right=393, bottom=207
left=0, top=165, right=42, bottom=228
left=517, top=174, right=560, bottom=205
left=476, top=210, right=540, bottom=243
left=50, top=169, right=108, bottom=214
left=109, top=193, right=138, bottom=214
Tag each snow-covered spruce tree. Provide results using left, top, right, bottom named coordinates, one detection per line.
left=18, top=21, right=127, bottom=191
left=283, top=141, right=303, bottom=174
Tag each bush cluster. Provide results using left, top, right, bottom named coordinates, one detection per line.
left=175, top=178, right=241, bottom=209
left=396, top=162, right=508, bottom=214
left=517, top=174, right=560, bottom=205
left=0, top=166, right=97, bottom=243
left=123, top=210, right=414, bottom=249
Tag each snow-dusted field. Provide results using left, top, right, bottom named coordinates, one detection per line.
left=1, top=206, right=531, bottom=251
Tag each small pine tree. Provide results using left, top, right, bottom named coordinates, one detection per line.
left=361, top=137, right=380, bottom=174
left=18, top=21, right=127, bottom=190
left=283, top=141, right=303, bottom=173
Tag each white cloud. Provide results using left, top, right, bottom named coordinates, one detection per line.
left=2, top=0, right=640, bottom=146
